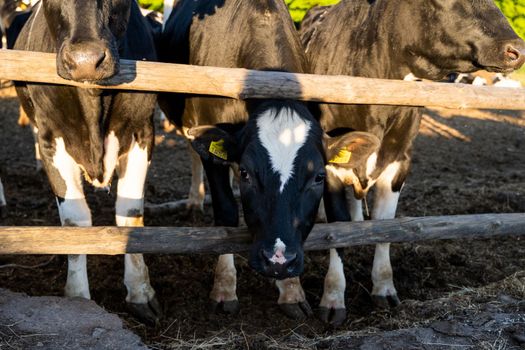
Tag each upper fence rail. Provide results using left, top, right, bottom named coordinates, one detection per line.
left=0, top=50, right=524, bottom=110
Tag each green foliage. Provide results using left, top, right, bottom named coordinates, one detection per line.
left=494, top=0, right=525, bottom=39
left=285, top=0, right=341, bottom=22
left=138, top=0, right=163, bottom=11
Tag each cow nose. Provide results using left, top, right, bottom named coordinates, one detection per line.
left=503, top=43, right=525, bottom=70
left=260, top=249, right=298, bottom=278
left=61, top=42, right=114, bottom=81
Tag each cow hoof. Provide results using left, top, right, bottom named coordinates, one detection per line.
left=317, top=307, right=346, bottom=327
left=279, top=300, right=313, bottom=320
left=0, top=205, right=6, bottom=219
left=209, top=299, right=240, bottom=315
left=127, top=296, right=162, bottom=326
left=372, top=294, right=401, bottom=309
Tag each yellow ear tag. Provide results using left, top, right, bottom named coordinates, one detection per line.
left=209, top=139, right=228, bottom=160
left=329, top=149, right=352, bottom=164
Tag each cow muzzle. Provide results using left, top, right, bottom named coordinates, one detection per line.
left=257, top=248, right=301, bottom=279
left=59, top=41, right=118, bottom=82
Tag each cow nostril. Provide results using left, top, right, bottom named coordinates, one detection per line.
left=505, top=45, right=520, bottom=61
left=94, top=50, right=107, bottom=69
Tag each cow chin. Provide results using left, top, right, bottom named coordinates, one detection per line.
left=248, top=242, right=304, bottom=280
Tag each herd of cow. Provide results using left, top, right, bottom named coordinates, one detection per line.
left=0, top=0, right=523, bottom=327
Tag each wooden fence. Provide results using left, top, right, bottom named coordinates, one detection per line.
left=0, top=50, right=524, bottom=255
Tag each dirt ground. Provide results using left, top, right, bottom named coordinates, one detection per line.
left=0, top=85, right=524, bottom=349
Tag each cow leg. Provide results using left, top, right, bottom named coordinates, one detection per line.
left=275, top=277, right=313, bottom=319
left=187, top=146, right=205, bottom=212
left=202, top=160, right=240, bottom=314
left=0, top=177, right=6, bottom=218
left=41, top=137, right=92, bottom=299
left=370, top=164, right=402, bottom=308
left=317, top=170, right=351, bottom=325
left=116, top=139, right=161, bottom=326
left=209, top=254, right=239, bottom=314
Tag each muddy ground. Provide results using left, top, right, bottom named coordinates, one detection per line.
left=0, top=86, right=524, bottom=349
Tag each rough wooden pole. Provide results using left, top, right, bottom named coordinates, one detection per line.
left=0, top=50, right=524, bottom=110
left=0, top=213, right=523, bottom=255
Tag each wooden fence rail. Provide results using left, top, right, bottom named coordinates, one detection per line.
left=0, top=213, right=523, bottom=255
left=0, top=50, right=524, bottom=110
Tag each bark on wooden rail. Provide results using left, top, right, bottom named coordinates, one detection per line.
left=0, top=213, right=523, bottom=255
left=0, top=50, right=524, bottom=110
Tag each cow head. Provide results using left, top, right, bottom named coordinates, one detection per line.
left=397, top=0, right=525, bottom=79
left=190, top=101, right=379, bottom=279
left=42, top=0, right=132, bottom=82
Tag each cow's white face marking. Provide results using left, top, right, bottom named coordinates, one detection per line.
left=257, top=108, right=311, bottom=192
left=274, top=238, right=286, bottom=252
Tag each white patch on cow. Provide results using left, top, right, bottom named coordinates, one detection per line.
left=116, top=138, right=149, bottom=226
left=365, top=152, right=378, bottom=178
left=275, top=277, right=306, bottom=304
left=53, top=137, right=84, bottom=200
left=64, top=254, right=90, bottom=299
left=0, top=177, right=6, bottom=207
left=372, top=161, right=401, bottom=220
left=403, top=73, right=421, bottom=82
left=472, top=76, right=487, bottom=86
left=210, top=254, right=238, bottom=302
left=325, top=165, right=357, bottom=186
left=257, top=108, right=311, bottom=192
left=320, top=249, right=346, bottom=309
left=370, top=161, right=402, bottom=298
left=274, top=238, right=286, bottom=252
left=93, top=131, right=119, bottom=188
left=32, top=126, right=42, bottom=171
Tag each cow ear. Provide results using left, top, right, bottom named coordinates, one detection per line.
left=324, top=131, right=380, bottom=168
left=188, top=125, right=240, bottom=165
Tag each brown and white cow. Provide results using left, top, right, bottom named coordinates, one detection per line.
left=300, top=0, right=525, bottom=326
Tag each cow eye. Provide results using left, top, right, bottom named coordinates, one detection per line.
left=314, top=172, right=326, bottom=184
left=240, top=168, right=250, bottom=181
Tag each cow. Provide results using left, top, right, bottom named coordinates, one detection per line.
left=158, top=0, right=379, bottom=319
left=14, top=0, right=161, bottom=325
left=300, top=0, right=525, bottom=326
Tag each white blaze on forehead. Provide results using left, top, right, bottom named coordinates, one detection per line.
left=257, top=108, right=312, bottom=192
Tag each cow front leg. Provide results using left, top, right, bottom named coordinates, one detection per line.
left=276, top=277, right=313, bottom=320
left=42, top=137, right=91, bottom=299
left=117, top=139, right=161, bottom=325
left=0, top=177, right=6, bottom=218
left=317, top=172, right=350, bottom=325
left=202, top=160, right=239, bottom=314
left=209, top=254, right=239, bottom=314
left=187, top=146, right=205, bottom=213
left=370, top=166, right=402, bottom=308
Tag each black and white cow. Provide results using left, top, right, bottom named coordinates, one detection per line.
left=14, top=0, right=161, bottom=324
left=159, top=0, right=379, bottom=318
left=300, top=0, right=525, bottom=325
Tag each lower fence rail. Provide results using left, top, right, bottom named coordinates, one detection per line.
left=0, top=213, right=523, bottom=255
